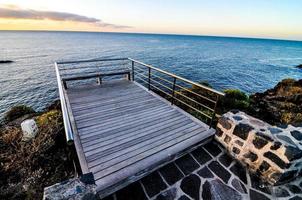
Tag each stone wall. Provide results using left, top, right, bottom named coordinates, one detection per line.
left=215, top=110, right=302, bottom=185
left=43, top=173, right=97, bottom=200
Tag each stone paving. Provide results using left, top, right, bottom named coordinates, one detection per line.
left=101, top=140, right=302, bottom=200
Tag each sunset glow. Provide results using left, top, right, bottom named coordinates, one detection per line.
left=0, top=0, right=302, bottom=40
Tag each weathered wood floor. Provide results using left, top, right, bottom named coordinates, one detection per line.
left=65, top=79, right=215, bottom=196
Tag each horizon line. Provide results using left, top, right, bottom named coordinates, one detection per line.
left=0, top=29, right=301, bottom=42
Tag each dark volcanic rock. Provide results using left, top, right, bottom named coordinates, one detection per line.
left=287, top=184, right=302, bottom=194
left=180, top=174, right=201, bottom=200
left=230, top=162, right=247, bottom=184
left=249, top=189, right=270, bottom=200
left=175, top=154, right=199, bottom=175
left=191, top=147, right=212, bottom=165
left=155, top=188, right=177, bottom=200
left=219, top=153, right=233, bottom=167
left=202, top=179, right=242, bottom=200
left=141, top=171, right=167, bottom=198
left=249, top=78, right=302, bottom=125
left=263, top=151, right=288, bottom=169
left=291, top=130, right=302, bottom=141
left=231, top=178, right=247, bottom=194
left=203, top=142, right=222, bottom=156
left=284, top=146, right=302, bottom=161
left=115, top=182, right=147, bottom=200
left=218, top=116, right=232, bottom=130
left=159, top=162, right=183, bottom=185
left=296, top=64, right=302, bottom=69
left=208, top=161, right=231, bottom=183
left=197, top=166, right=214, bottom=178
left=233, top=123, right=254, bottom=140
left=274, top=187, right=290, bottom=197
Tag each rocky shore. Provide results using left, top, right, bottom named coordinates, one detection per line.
left=249, top=79, right=302, bottom=126
left=0, top=101, right=74, bottom=200
left=0, top=78, right=301, bottom=199
left=217, top=78, right=302, bottom=126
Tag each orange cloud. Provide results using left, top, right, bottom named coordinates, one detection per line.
left=0, top=4, right=131, bottom=30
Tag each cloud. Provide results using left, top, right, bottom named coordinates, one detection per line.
left=0, top=5, right=131, bottom=29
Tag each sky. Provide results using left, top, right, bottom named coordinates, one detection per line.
left=0, top=0, right=301, bottom=40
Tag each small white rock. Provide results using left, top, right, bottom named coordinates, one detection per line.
left=21, top=119, right=39, bottom=141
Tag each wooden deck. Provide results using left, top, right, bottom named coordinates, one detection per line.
left=64, top=79, right=215, bottom=197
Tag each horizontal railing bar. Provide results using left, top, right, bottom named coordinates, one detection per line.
left=135, top=68, right=216, bottom=107
left=128, top=58, right=225, bottom=96
left=173, top=97, right=212, bottom=119
left=174, top=90, right=215, bottom=112
left=59, top=63, right=130, bottom=71
left=57, top=57, right=129, bottom=65
left=61, top=68, right=129, bottom=77
left=135, top=66, right=216, bottom=104
left=135, top=75, right=211, bottom=119
left=135, top=72, right=173, bottom=92
left=135, top=76, right=173, bottom=98
left=151, top=72, right=174, bottom=86
left=174, top=84, right=216, bottom=104
left=62, top=71, right=130, bottom=81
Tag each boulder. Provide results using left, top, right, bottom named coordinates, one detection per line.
left=215, top=111, right=302, bottom=185
left=202, top=179, right=242, bottom=200
left=249, top=79, right=302, bottom=125
left=296, top=64, right=302, bottom=69
left=43, top=173, right=97, bottom=200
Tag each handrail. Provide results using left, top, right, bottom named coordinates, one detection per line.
left=55, top=62, right=74, bottom=144
left=57, top=57, right=129, bottom=65
left=128, top=58, right=225, bottom=97
left=56, top=57, right=225, bottom=128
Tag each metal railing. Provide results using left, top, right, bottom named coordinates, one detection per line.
left=128, top=58, right=225, bottom=127
left=55, top=62, right=74, bottom=144
left=55, top=57, right=225, bottom=143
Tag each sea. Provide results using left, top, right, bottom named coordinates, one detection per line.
left=1, top=31, right=302, bottom=119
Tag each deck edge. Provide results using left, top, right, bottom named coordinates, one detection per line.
left=63, top=88, right=90, bottom=174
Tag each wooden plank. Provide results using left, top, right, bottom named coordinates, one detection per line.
left=81, top=112, right=184, bottom=146
left=93, top=126, right=208, bottom=180
left=62, top=87, right=89, bottom=174
left=79, top=110, right=179, bottom=142
left=72, top=98, right=161, bottom=120
left=82, top=114, right=187, bottom=150
left=76, top=104, right=170, bottom=129
left=69, top=87, right=143, bottom=104
left=72, top=94, right=157, bottom=114
left=73, top=99, right=164, bottom=122
left=71, top=92, right=151, bottom=111
left=95, top=129, right=214, bottom=196
left=88, top=123, right=201, bottom=170
left=84, top=116, right=191, bottom=158
left=78, top=109, right=178, bottom=137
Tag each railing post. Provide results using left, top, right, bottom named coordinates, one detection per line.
left=171, top=77, right=177, bottom=105
left=131, top=61, right=135, bottom=81
left=63, top=80, right=67, bottom=89
left=209, top=95, right=219, bottom=129
left=97, top=76, right=102, bottom=85
left=148, top=67, right=151, bottom=90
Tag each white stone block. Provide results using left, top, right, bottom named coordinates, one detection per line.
left=21, top=119, right=39, bottom=141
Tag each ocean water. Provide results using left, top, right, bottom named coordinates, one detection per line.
left=1, top=31, right=302, bottom=118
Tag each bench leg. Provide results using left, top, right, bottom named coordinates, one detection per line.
left=97, top=77, right=102, bottom=85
